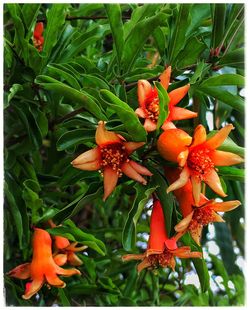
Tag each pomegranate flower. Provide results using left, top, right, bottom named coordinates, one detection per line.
left=33, top=22, right=44, bottom=52
left=7, top=228, right=81, bottom=300
left=165, top=167, right=241, bottom=245
left=71, top=121, right=152, bottom=201
left=122, top=200, right=202, bottom=272
left=157, top=124, right=244, bottom=205
left=135, top=66, right=197, bottom=132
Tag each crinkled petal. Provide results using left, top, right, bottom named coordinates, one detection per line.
left=165, top=238, right=178, bottom=251
left=95, top=121, right=120, bottom=145
left=135, top=107, right=147, bottom=118
left=56, top=265, right=81, bottom=277
left=172, top=247, right=202, bottom=259
left=137, top=257, right=152, bottom=273
left=191, top=175, right=202, bottom=206
left=161, top=120, right=176, bottom=130
left=204, top=169, right=227, bottom=197
left=210, top=150, right=244, bottom=166
left=167, top=166, right=190, bottom=193
left=159, top=66, right=171, bottom=89
left=168, top=84, right=190, bottom=106
left=205, top=124, right=234, bottom=149
left=67, top=252, right=83, bottom=266
left=103, top=167, right=119, bottom=201
left=174, top=211, right=194, bottom=232
left=129, top=160, right=152, bottom=176
left=55, top=236, right=70, bottom=250
left=53, top=254, right=68, bottom=267
left=170, top=107, right=197, bottom=121
left=122, top=162, right=147, bottom=185
left=190, top=224, right=203, bottom=245
left=22, top=278, right=44, bottom=300
left=138, top=80, right=153, bottom=108
left=212, top=200, right=241, bottom=212
left=177, top=149, right=189, bottom=167
left=144, top=118, right=157, bottom=132
left=211, top=211, right=225, bottom=223
left=122, top=253, right=145, bottom=262
left=71, top=147, right=100, bottom=165
left=124, top=141, right=145, bottom=154
left=191, top=125, right=207, bottom=147
left=72, top=159, right=101, bottom=171
left=8, top=263, right=31, bottom=280
left=45, top=272, right=65, bottom=287
left=66, top=242, right=88, bottom=252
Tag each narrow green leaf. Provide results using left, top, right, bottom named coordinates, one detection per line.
left=218, top=167, right=244, bottom=182
left=154, top=81, right=170, bottom=129
left=200, top=74, right=244, bottom=88
left=8, top=84, right=23, bottom=103
left=218, top=48, right=244, bottom=69
left=211, top=4, right=226, bottom=48
left=47, top=64, right=81, bottom=90
left=100, top=89, right=147, bottom=142
left=57, top=129, right=95, bottom=151
left=58, top=289, right=71, bottom=307
left=22, top=4, right=41, bottom=38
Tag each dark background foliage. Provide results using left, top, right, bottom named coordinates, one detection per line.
left=4, top=3, right=244, bottom=306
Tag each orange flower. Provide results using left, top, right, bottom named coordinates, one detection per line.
left=165, top=167, right=241, bottom=245
left=122, top=200, right=202, bottom=272
left=158, top=124, right=244, bottom=205
left=71, top=121, right=152, bottom=201
left=135, top=66, right=197, bottom=132
left=7, top=228, right=81, bottom=300
left=33, top=22, right=44, bottom=52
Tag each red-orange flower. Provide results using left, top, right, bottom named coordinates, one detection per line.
left=122, top=200, right=202, bottom=272
left=7, top=228, right=81, bottom=299
left=165, top=167, right=241, bottom=245
left=158, top=124, right=244, bottom=205
left=135, top=66, right=197, bottom=132
left=71, top=121, right=152, bottom=201
left=33, top=22, right=44, bottom=52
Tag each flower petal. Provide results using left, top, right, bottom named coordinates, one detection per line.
left=174, top=211, right=194, bottom=232
left=122, top=162, right=147, bottom=185
left=72, top=159, right=101, bottom=171
left=55, top=236, right=70, bottom=250
left=71, top=147, right=100, bottom=165
left=165, top=238, right=178, bottom=251
left=167, top=166, right=190, bottom=193
left=177, top=149, right=189, bottom=167
left=173, top=248, right=202, bottom=259
left=161, top=120, right=176, bottom=130
left=122, top=253, right=145, bottom=262
left=205, top=124, right=234, bottom=149
left=138, top=80, right=153, bottom=107
left=170, top=107, right=197, bottom=121
left=45, top=272, right=65, bottom=287
left=144, top=118, right=157, bottom=132
left=191, top=124, right=207, bottom=147
left=8, top=263, right=31, bottom=280
left=34, top=22, right=44, bottom=37
left=135, top=107, right=147, bottom=118
left=67, top=252, right=83, bottom=266
left=56, top=265, right=81, bottom=277
left=212, top=200, right=241, bottom=212
left=191, top=175, right=202, bottom=206
left=53, top=254, right=68, bottom=267
left=211, top=211, right=225, bottom=223
left=22, top=278, right=44, bottom=300
left=204, top=169, right=227, bottom=197
left=103, top=167, right=119, bottom=201
left=210, top=150, right=244, bottom=166
left=129, top=160, right=152, bottom=176
left=95, top=121, right=120, bottom=145
left=190, top=224, right=203, bottom=245
left=168, top=84, right=190, bottom=106
left=137, top=257, right=152, bottom=273
left=124, top=141, right=145, bottom=154
left=159, top=66, right=171, bottom=89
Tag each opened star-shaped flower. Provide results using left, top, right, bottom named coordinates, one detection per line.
left=122, top=200, right=202, bottom=272
left=7, top=228, right=81, bottom=300
left=33, top=22, right=44, bottom=52
left=135, top=66, right=197, bottom=132
left=158, top=124, right=244, bottom=205
left=71, top=121, right=152, bottom=201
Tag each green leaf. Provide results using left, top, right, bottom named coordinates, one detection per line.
left=57, top=129, right=95, bottom=151
left=47, top=64, right=81, bottom=90
left=211, top=4, right=226, bottom=48
left=218, top=167, right=244, bottom=182
left=22, top=4, right=41, bottom=39
left=58, top=288, right=71, bottom=306
left=122, top=12, right=168, bottom=73
left=218, top=48, right=244, bottom=69
left=154, top=81, right=170, bottom=129
left=35, top=75, right=107, bottom=120
left=42, top=4, right=68, bottom=67
left=122, top=183, right=158, bottom=251
left=100, top=89, right=147, bottom=142
left=8, top=84, right=23, bottom=104
left=105, top=4, right=124, bottom=67
left=200, top=74, right=244, bottom=88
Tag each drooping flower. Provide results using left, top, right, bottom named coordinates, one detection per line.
left=71, top=121, right=152, bottom=201
left=122, top=200, right=202, bottom=272
left=165, top=167, right=241, bottom=245
left=33, top=22, right=44, bottom=52
left=48, top=220, right=87, bottom=266
left=135, top=66, right=197, bottom=132
left=8, top=228, right=81, bottom=300
left=157, top=124, right=244, bottom=205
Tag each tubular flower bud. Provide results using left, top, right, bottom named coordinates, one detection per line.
left=7, top=228, right=81, bottom=300
left=158, top=124, right=244, bottom=205
left=135, top=66, right=197, bottom=132
left=71, top=121, right=152, bottom=201
left=122, top=200, right=202, bottom=272
left=33, top=22, right=44, bottom=52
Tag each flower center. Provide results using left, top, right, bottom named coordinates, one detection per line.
left=145, top=89, right=159, bottom=123
left=147, top=248, right=173, bottom=268
left=100, top=143, right=129, bottom=175
left=187, top=147, right=214, bottom=178
left=190, top=205, right=214, bottom=229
